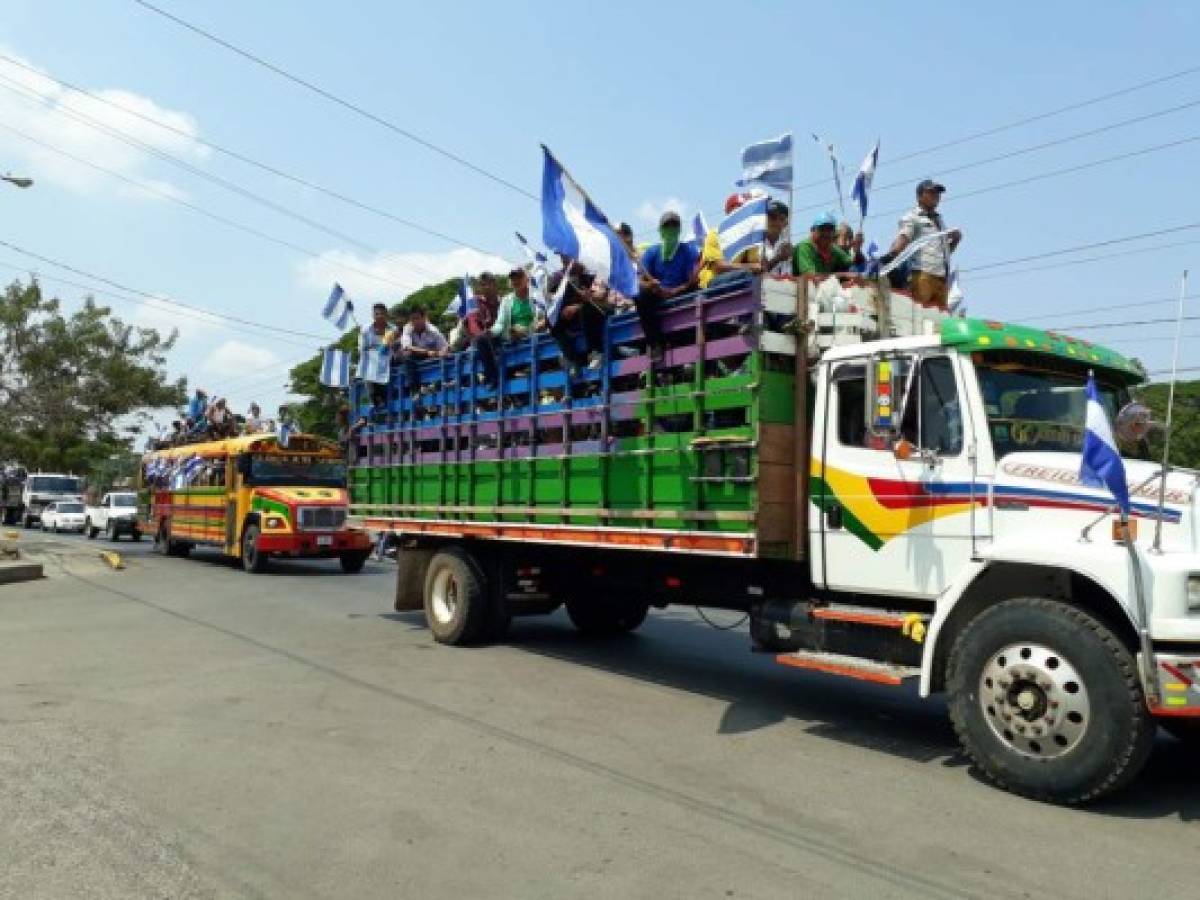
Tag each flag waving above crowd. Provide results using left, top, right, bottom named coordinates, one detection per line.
left=322, top=282, right=355, bottom=331
left=540, top=145, right=639, bottom=300
left=736, top=133, right=793, bottom=192
left=850, top=140, right=880, bottom=220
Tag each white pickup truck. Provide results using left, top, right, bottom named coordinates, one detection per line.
left=86, top=491, right=141, bottom=541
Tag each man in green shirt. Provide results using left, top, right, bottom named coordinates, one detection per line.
left=478, top=268, right=546, bottom=386
left=793, top=211, right=862, bottom=276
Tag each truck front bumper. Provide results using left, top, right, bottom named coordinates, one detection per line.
left=1148, top=654, right=1200, bottom=718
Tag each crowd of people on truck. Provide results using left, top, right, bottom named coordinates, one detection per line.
left=146, top=388, right=296, bottom=450
left=351, top=177, right=962, bottom=411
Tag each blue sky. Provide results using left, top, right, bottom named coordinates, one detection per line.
left=2, top=0, right=1199, bottom=424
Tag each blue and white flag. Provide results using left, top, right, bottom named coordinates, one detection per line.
left=688, top=210, right=710, bottom=249
left=540, top=146, right=639, bottom=299
left=878, top=229, right=954, bottom=276
left=515, top=231, right=549, bottom=267
left=1080, top=372, right=1130, bottom=518
left=445, top=274, right=476, bottom=319
left=319, top=348, right=351, bottom=388
left=322, top=282, right=354, bottom=331
left=850, top=140, right=880, bottom=220
left=717, top=196, right=769, bottom=261
left=544, top=266, right=571, bottom=327
left=357, top=345, right=390, bottom=385
left=947, top=269, right=965, bottom=313
left=277, top=421, right=292, bottom=449
left=182, top=454, right=206, bottom=484
left=736, top=133, right=793, bottom=191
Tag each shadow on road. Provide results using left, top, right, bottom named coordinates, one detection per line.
left=383, top=606, right=1199, bottom=819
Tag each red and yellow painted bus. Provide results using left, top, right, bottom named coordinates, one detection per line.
left=140, top=432, right=373, bottom=573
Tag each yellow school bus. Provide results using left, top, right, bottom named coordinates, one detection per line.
left=139, top=432, right=373, bottom=574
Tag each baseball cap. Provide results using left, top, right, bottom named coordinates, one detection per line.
left=767, top=200, right=789, bottom=218
left=916, top=179, right=946, bottom=195
left=811, top=211, right=837, bottom=230
left=659, top=211, right=682, bottom=227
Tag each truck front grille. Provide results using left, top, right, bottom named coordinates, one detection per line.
left=298, top=506, right=346, bottom=531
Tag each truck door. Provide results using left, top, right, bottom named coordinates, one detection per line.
left=813, top=352, right=982, bottom=600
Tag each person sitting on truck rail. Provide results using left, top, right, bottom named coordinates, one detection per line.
left=700, top=196, right=794, bottom=289
left=879, top=179, right=962, bottom=310
left=398, top=305, right=448, bottom=395
left=547, top=259, right=607, bottom=378
left=637, top=210, right=700, bottom=364
left=794, top=211, right=861, bottom=276
left=476, top=268, right=545, bottom=387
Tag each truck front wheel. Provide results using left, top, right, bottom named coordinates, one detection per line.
left=423, top=547, right=489, bottom=645
left=565, top=595, right=649, bottom=636
left=946, top=598, right=1155, bottom=805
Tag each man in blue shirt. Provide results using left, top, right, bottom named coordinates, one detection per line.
left=637, top=210, right=699, bottom=363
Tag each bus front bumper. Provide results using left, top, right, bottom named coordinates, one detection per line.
left=257, top=530, right=373, bottom=556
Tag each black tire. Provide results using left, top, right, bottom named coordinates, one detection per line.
left=1159, top=717, right=1200, bottom=743
left=339, top=551, right=370, bottom=574
left=241, top=524, right=269, bottom=574
left=130, top=529, right=141, bottom=542
left=946, top=598, right=1155, bottom=805
left=85, top=520, right=98, bottom=539
left=154, top=521, right=189, bottom=558
left=106, top=520, right=117, bottom=542
left=423, top=547, right=489, bottom=645
left=565, top=594, right=650, bottom=635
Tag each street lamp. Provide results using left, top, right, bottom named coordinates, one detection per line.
left=2, top=173, right=33, bottom=189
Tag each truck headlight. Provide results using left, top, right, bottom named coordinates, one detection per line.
left=1188, top=576, right=1200, bottom=611
left=265, top=515, right=286, bottom=529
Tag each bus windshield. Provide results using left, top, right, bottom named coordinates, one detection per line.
left=244, top=455, right=346, bottom=488
left=975, top=357, right=1143, bottom=459
left=29, top=475, right=83, bottom=494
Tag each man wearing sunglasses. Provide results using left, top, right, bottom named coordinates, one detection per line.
left=637, top=210, right=700, bottom=363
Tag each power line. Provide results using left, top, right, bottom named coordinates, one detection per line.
left=0, top=72, right=446, bottom=285
left=0, top=120, right=421, bottom=293
left=967, top=239, right=1200, bottom=283
left=1055, top=315, right=1200, bottom=332
left=0, top=238, right=335, bottom=343
left=961, top=222, right=1200, bottom=274
left=0, top=51, right=506, bottom=260
left=794, top=97, right=1200, bottom=215
left=130, top=0, right=539, bottom=201
left=1021, top=292, right=1200, bottom=323
left=793, top=63, right=1200, bottom=191
left=866, top=133, right=1200, bottom=223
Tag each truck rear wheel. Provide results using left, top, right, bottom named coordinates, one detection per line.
left=86, top=519, right=98, bottom=539
left=946, top=598, right=1154, bottom=805
left=565, top=595, right=649, bottom=636
left=423, top=547, right=489, bottom=645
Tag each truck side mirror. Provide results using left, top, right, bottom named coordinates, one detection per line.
left=865, top=354, right=915, bottom=442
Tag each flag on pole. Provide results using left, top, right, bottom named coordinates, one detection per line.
left=445, top=274, right=476, bottom=319
left=736, top=133, right=793, bottom=191
left=540, top=145, right=639, bottom=299
left=850, top=140, right=880, bottom=220
left=319, top=348, right=351, bottom=388
left=515, top=231, right=549, bottom=267
left=947, top=269, right=965, bottom=313
left=277, top=421, right=292, bottom=449
left=322, top=282, right=354, bottom=330
left=812, top=134, right=847, bottom=219
left=357, top=346, right=390, bottom=385
left=688, top=210, right=710, bottom=249
left=1080, top=372, right=1130, bottom=517
left=717, top=196, right=769, bottom=261
left=544, top=263, right=572, bottom=327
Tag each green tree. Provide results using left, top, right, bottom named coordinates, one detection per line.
left=0, top=278, right=186, bottom=472
left=1134, top=379, right=1200, bottom=469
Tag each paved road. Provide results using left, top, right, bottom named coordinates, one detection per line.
left=1, top=531, right=1196, bottom=899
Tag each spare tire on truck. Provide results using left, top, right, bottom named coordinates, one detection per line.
left=946, top=597, right=1155, bottom=805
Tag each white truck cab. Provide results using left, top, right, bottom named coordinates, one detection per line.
left=21, top=473, right=84, bottom=529
left=86, top=491, right=141, bottom=541
left=804, top=315, right=1200, bottom=801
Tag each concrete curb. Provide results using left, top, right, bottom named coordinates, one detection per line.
left=0, top=562, right=45, bottom=585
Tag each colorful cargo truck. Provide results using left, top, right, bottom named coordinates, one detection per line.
left=349, top=275, right=1200, bottom=804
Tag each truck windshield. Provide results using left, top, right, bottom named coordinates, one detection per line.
left=112, top=495, right=136, bottom=507
left=975, top=358, right=1136, bottom=458
left=245, top=455, right=346, bottom=488
left=29, top=476, right=82, bottom=493
left=57, top=502, right=85, bottom=513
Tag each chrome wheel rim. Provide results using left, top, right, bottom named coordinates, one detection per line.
left=979, top=642, right=1090, bottom=760
left=430, top=567, right=459, bottom=625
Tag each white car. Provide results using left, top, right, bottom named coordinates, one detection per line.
left=40, top=501, right=86, bottom=533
